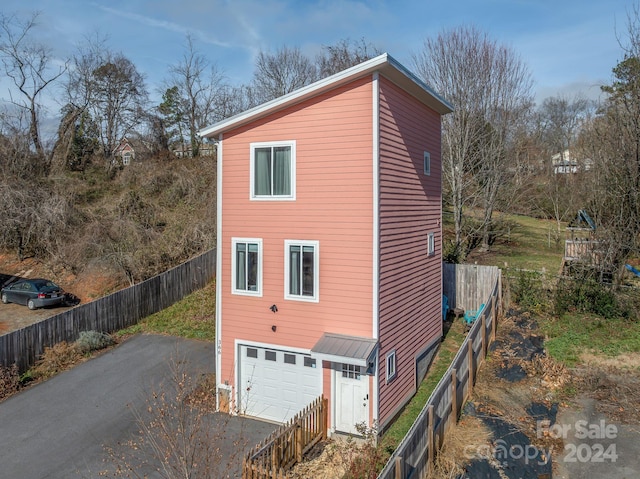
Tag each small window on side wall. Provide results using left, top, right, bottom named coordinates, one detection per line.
left=386, top=351, right=397, bottom=382
left=424, top=151, right=431, bottom=176
left=428, top=232, right=435, bottom=256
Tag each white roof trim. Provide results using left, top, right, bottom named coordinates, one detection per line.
left=199, top=53, right=452, bottom=139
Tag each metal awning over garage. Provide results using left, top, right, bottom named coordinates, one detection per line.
left=311, top=333, right=378, bottom=367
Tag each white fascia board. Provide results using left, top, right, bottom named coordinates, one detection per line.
left=312, top=352, right=368, bottom=368
left=198, top=53, right=452, bottom=139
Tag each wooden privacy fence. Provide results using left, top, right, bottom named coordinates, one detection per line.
left=377, top=264, right=502, bottom=479
left=0, top=248, right=216, bottom=373
left=243, top=395, right=328, bottom=479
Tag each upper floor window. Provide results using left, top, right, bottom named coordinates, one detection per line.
left=428, top=232, right=435, bottom=256
left=250, top=141, right=296, bottom=200
left=285, top=240, right=319, bottom=302
left=123, top=152, right=132, bottom=166
left=232, top=238, right=262, bottom=296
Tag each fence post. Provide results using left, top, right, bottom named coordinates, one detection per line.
left=395, top=456, right=404, bottom=479
left=271, top=440, right=278, bottom=471
left=481, top=311, right=487, bottom=358
left=428, top=405, right=434, bottom=474
left=322, top=396, right=328, bottom=440
left=498, top=270, right=503, bottom=316
left=296, top=424, right=303, bottom=463
left=491, top=300, right=497, bottom=342
left=467, top=339, right=474, bottom=396
left=451, top=368, right=458, bottom=425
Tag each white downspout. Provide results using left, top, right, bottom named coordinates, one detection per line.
left=372, top=72, right=380, bottom=427
left=215, top=133, right=224, bottom=410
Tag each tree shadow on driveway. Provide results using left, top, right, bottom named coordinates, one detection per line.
left=0, top=334, right=277, bottom=479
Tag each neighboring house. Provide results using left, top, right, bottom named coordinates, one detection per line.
left=199, top=53, right=452, bottom=436
left=172, top=142, right=216, bottom=158
left=552, top=149, right=592, bottom=174
left=113, top=138, right=135, bottom=166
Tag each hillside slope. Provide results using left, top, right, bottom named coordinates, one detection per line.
left=0, top=156, right=217, bottom=301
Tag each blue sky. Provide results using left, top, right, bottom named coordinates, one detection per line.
left=0, top=0, right=635, bottom=111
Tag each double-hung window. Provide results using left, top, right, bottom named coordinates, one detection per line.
left=232, top=238, right=262, bottom=296
left=251, top=141, right=296, bottom=199
left=285, top=240, right=319, bottom=301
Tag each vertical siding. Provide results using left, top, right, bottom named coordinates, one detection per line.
left=219, top=78, right=375, bottom=402
left=377, top=77, right=443, bottom=428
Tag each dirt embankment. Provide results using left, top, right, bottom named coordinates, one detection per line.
left=445, top=310, right=640, bottom=479
left=0, top=254, right=124, bottom=303
left=0, top=253, right=125, bottom=334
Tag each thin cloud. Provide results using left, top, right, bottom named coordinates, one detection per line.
left=95, top=4, right=232, bottom=48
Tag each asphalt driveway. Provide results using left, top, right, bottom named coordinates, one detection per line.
left=0, top=334, right=276, bottom=478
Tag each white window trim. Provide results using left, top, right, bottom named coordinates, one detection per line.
left=424, top=151, right=431, bottom=176
left=386, top=350, right=397, bottom=382
left=231, top=238, right=263, bottom=297
left=428, top=232, right=435, bottom=256
left=284, top=239, right=319, bottom=302
left=250, top=140, right=296, bottom=201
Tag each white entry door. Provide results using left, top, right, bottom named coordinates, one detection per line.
left=335, top=364, right=369, bottom=434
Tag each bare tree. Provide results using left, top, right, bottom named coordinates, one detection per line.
left=538, top=95, right=591, bottom=166
left=62, top=36, right=147, bottom=165
left=0, top=106, right=37, bottom=178
left=251, top=46, right=317, bottom=103
left=90, top=53, right=148, bottom=162
left=55, top=34, right=106, bottom=169
left=103, top=357, right=250, bottom=478
left=413, top=26, right=533, bottom=255
left=315, top=37, right=381, bottom=78
left=0, top=11, right=67, bottom=162
left=577, top=5, right=640, bottom=283
left=474, top=44, right=534, bottom=249
left=0, top=177, right=72, bottom=261
left=527, top=95, right=592, bottom=243
left=165, top=34, right=225, bottom=157
left=216, top=83, right=256, bottom=119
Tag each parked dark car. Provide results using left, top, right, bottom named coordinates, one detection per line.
left=1, top=278, right=64, bottom=310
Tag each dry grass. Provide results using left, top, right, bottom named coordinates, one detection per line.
left=426, top=416, right=492, bottom=479
left=573, top=366, right=640, bottom=424
left=30, top=341, right=85, bottom=379
left=522, top=355, right=570, bottom=391
left=289, top=441, right=351, bottom=479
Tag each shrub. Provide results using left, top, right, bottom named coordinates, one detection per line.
left=511, top=269, right=549, bottom=313
left=0, top=364, right=21, bottom=400
left=443, top=240, right=465, bottom=263
left=554, top=279, right=629, bottom=319
left=76, top=330, right=115, bottom=353
left=343, top=422, right=385, bottom=479
left=30, top=342, right=83, bottom=379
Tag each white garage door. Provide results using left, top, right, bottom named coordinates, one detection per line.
left=238, top=345, right=322, bottom=423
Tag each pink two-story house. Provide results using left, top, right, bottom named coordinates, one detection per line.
left=200, top=53, right=452, bottom=435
